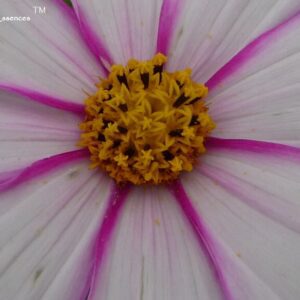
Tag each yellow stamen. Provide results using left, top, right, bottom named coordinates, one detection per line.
left=114, top=153, right=128, bottom=167
left=79, top=54, right=215, bottom=185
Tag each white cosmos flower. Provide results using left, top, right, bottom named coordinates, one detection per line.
left=0, top=0, right=300, bottom=299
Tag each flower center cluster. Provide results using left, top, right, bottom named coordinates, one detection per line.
left=79, top=54, right=215, bottom=185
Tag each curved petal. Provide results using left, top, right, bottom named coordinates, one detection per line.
left=165, top=0, right=300, bottom=83
left=72, top=0, right=164, bottom=65
left=170, top=181, right=233, bottom=300
left=87, top=184, right=130, bottom=299
left=179, top=143, right=300, bottom=299
left=203, top=138, right=300, bottom=232
left=0, top=0, right=102, bottom=106
left=0, top=161, right=112, bottom=300
left=0, top=90, right=82, bottom=172
left=0, top=86, right=84, bottom=114
left=89, top=186, right=223, bottom=300
left=0, top=149, right=89, bottom=192
left=156, top=0, right=183, bottom=55
left=206, top=11, right=300, bottom=145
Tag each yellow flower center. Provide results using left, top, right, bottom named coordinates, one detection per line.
left=79, top=54, right=215, bottom=185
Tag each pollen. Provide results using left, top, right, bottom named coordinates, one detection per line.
left=78, top=54, right=215, bottom=185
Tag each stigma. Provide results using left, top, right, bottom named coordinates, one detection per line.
left=79, top=54, right=215, bottom=185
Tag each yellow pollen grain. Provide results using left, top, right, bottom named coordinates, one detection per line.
left=79, top=53, right=215, bottom=185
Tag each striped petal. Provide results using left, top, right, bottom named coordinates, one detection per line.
left=0, top=161, right=112, bottom=300
left=0, top=90, right=81, bottom=172
left=207, top=11, right=300, bottom=145
left=166, top=0, right=300, bottom=84
left=179, top=141, right=300, bottom=299
left=0, top=150, right=89, bottom=193
left=72, top=0, right=164, bottom=65
left=0, top=0, right=102, bottom=108
left=89, top=186, right=223, bottom=300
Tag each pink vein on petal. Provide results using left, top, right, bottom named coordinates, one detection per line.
left=206, top=11, right=300, bottom=90
left=86, top=183, right=131, bottom=300
left=199, top=164, right=300, bottom=234
left=52, top=0, right=105, bottom=74
left=0, top=85, right=85, bottom=115
left=52, top=0, right=79, bottom=27
left=156, top=0, right=183, bottom=55
left=206, top=137, right=300, bottom=161
left=72, top=0, right=113, bottom=73
left=170, top=181, right=234, bottom=300
left=0, top=149, right=89, bottom=192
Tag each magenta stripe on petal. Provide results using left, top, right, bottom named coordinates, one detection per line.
left=0, top=85, right=85, bottom=115
left=72, top=1, right=113, bottom=72
left=199, top=164, right=300, bottom=234
left=0, top=149, right=89, bottom=192
left=156, top=0, right=183, bottom=55
left=87, top=184, right=131, bottom=300
left=53, top=0, right=106, bottom=74
left=206, top=137, right=300, bottom=161
left=170, top=181, right=234, bottom=300
left=206, top=11, right=300, bottom=90
left=52, top=0, right=77, bottom=25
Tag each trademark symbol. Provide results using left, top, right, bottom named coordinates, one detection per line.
left=33, top=6, right=46, bottom=14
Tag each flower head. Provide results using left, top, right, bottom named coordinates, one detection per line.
left=79, top=53, right=214, bottom=184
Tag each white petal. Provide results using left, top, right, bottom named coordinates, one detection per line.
left=166, top=0, right=300, bottom=83
left=207, top=11, right=300, bottom=145
left=90, top=186, right=223, bottom=300
left=180, top=145, right=300, bottom=299
left=72, top=0, right=163, bottom=64
left=0, top=161, right=112, bottom=300
left=0, top=0, right=101, bottom=105
left=0, top=90, right=81, bottom=172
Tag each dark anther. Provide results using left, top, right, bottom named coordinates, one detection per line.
left=188, top=97, right=202, bottom=105
left=154, top=64, right=163, bottom=83
left=176, top=80, right=184, bottom=89
left=125, top=147, right=135, bottom=158
left=189, top=115, right=200, bottom=126
left=102, top=119, right=113, bottom=129
left=154, top=64, right=163, bottom=74
left=117, top=74, right=129, bottom=88
left=119, top=103, right=128, bottom=112
left=140, top=72, right=150, bottom=89
left=118, top=126, right=128, bottom=134
left=98, top=133, right=106, bottom=142
left=99, top=108, right=104, bottom=114
left=113, top=139, right=122, bottom=148
left=144, top=144, right=151, bottom=150
left=105, top=84, right=113, bottom=91
left=169, top=129, right=183, bottom=137
left=173, top=94, right=190, bottom=108
left=162, top=150, right=175, bottom=161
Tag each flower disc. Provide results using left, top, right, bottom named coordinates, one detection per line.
left=79, top=54, right=215, bottom=184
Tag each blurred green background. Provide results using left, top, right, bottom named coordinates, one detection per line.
left=64, top=0, right=72, bottom=7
